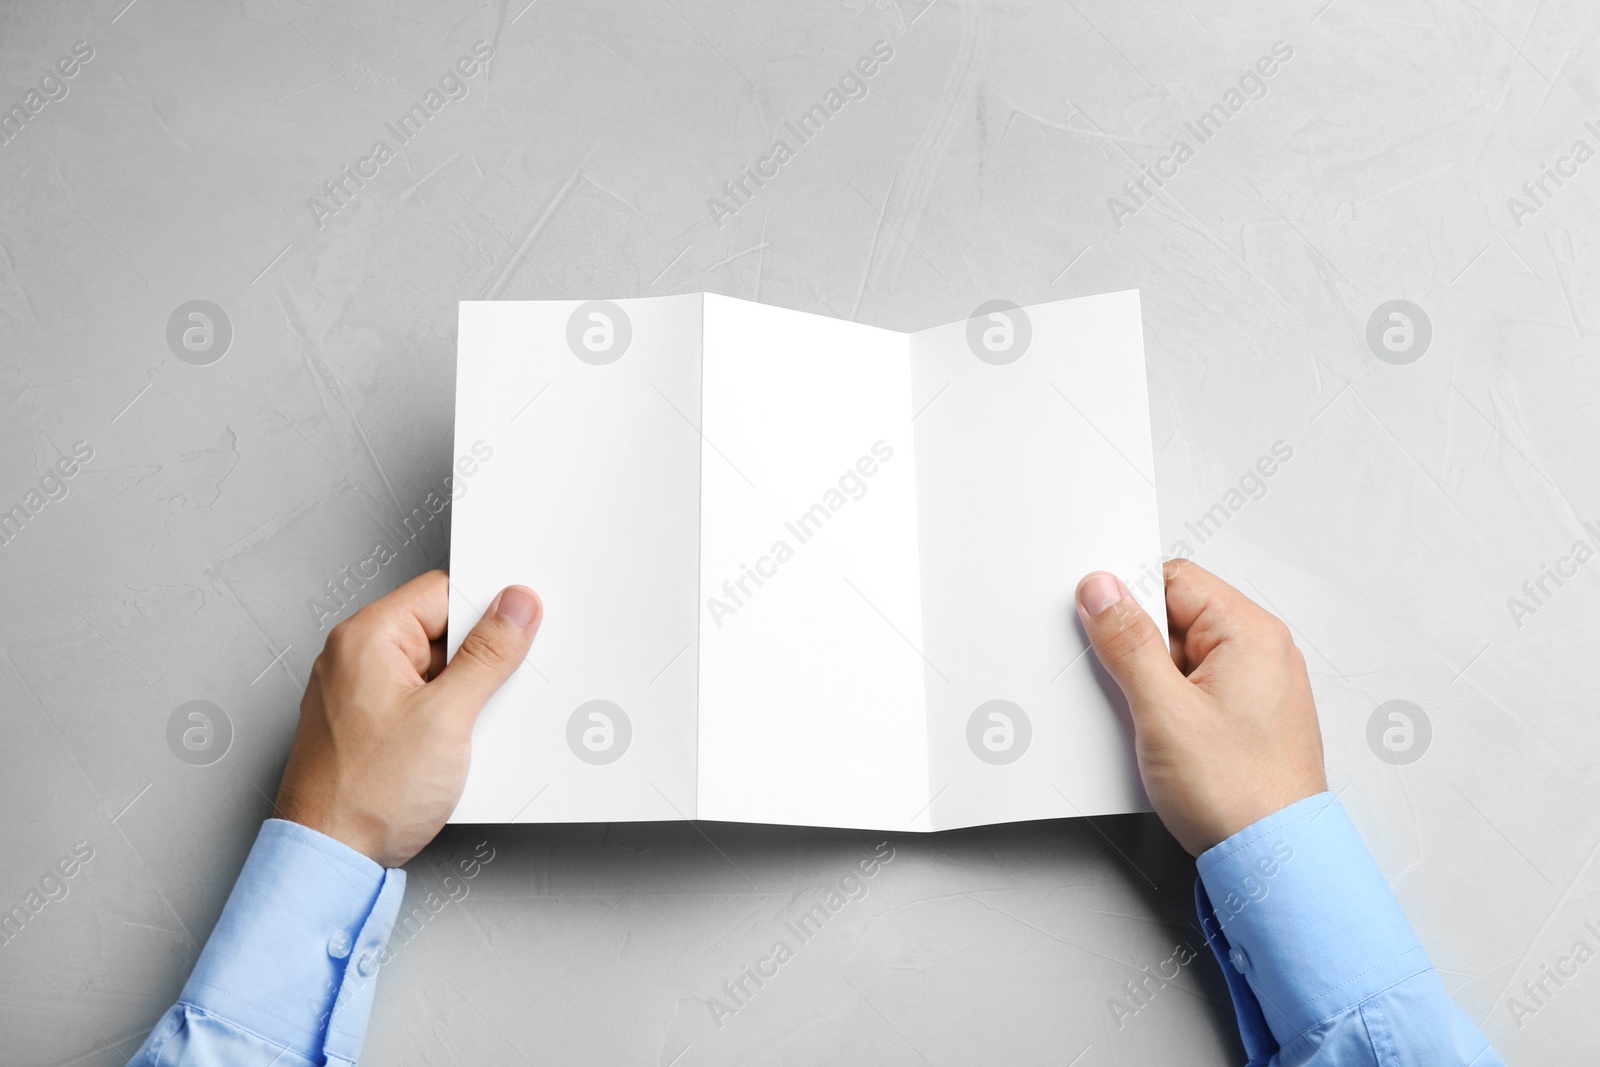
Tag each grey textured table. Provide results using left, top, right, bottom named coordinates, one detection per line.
left=2, top=0, right=1596, bottom=1063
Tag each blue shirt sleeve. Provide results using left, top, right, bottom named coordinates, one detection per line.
left=132, top=819, right=407, bottom=1066
left=1194, top=792, right=1503, bottom=1066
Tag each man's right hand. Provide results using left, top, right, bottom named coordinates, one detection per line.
left=1075, top=559, right=1328, bottom=856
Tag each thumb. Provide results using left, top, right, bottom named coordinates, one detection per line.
left=431, top=585, right=543, bottom=718
left=1076, top=571, right=1183, bottom=713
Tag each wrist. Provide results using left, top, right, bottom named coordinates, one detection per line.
left=275, top=788, right=392, bottom=868
left=1219, top=771, right=1328, bottom=847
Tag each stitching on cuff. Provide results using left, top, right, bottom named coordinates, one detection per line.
left=1295, top=945, right=1430, bottom=1013
left=1279, top=962, right=1434, bottom=1045
left=1360, top=997, right=1401, bottom=1067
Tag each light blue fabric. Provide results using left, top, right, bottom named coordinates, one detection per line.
left=134, top=798, right=1503, bottom=1065
left=1195, top=792, right=1503, bottom=1065
left=132, top=819, right=406, bottom=1066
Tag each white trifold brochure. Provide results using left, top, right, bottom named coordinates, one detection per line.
left=447, top=290, right=1164, bottom=831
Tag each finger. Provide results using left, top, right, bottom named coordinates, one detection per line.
left=427, top=585, right=543, bottom=720
left=1161, top=558, right=1279, bottom=665
left=1076, top=571, right=1185, bottom=712
left=330, top=569, right=449, bottom=680
left=380, top=568, right=450, bottom=641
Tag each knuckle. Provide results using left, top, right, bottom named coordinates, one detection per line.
left=457, top=627, right=515, bottom=673
left=1261, top=615, right=1295, bottom=650
left=1098, top=605, right=1161, bottom=664
left=325, top=617, right=363, bottom=656
left=1233, top=603, right=1289, bottom=648
left=1290, top=644, right=1311, bottom=677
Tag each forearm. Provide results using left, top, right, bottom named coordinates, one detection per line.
left=133, top=820, right=405, bottom=1066
left=1195, top=793, right=1502, bottom=1066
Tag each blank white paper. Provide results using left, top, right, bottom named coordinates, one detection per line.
left=448, top=295, right=704, bottom=824
left=696, top=294, right=930, bottom=832
left=910, top=290, right=1164, bottom=830
left=448, top=290, right=1163, bottom=831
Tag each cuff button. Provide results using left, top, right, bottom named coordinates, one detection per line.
left=327, top=931, right=353, bottom=959
left=356, top=949, right=380, bottom=978
left=1227, top=946, right=1249, bottom=974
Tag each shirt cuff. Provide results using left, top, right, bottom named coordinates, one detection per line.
left=1194, top=792, right=1433, bottom=1048
left=179, top=819, right=407, bottom=1066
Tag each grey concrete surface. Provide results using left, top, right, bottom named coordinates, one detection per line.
left=2, top=0, right=1597, bottom=1063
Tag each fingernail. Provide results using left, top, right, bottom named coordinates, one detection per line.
left=1078, top=572, right=1124, bottom=617
left=496, top=586, right=538, bottom=628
